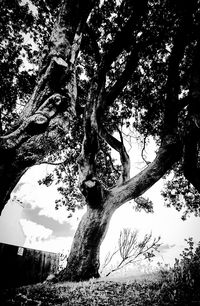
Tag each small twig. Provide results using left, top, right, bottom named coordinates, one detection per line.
left=39, top=161, right=65, bottom=166
left=141, top=134, right=151, bottom=165
left=100, top=248, right=119, bottom=274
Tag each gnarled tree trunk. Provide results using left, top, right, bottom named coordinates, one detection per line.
left=59, top=204, right=115, bottom=281
left=59, top=138, right=181, bottom=281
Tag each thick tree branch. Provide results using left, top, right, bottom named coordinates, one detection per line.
left=20, top=0, right=96, bottom=121
left=0, top=107, right=2, bottom=135
left=104, top=46, right=139, bottom=108
left=187, top=35, right=200, bottom=120
left=78, top=81, right=108, bottom=206
left=164, top=2, right=196, bottom=134
left=117, top=128, right=131, bottom=184
left=100, top=128, right=122, bottom=151
left=183, top=132, right=200, bottom=193
left=57, top=0, right=97, bottom=43
left=106, top=136, right=182, bottom=209
left=0, top=94, right=66, bottom=150
left=183, top=31, right=200, bottom=191
left=100, top=127, right=130, bottom=184
left=85, top=24, right=101, bottom=64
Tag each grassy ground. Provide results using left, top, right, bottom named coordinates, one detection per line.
left=0, top=278, right=161, bottom=306
left=0, top=273, right=199, bottom=305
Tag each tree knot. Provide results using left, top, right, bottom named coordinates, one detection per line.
left=84, top=179, right=96, bottom=188
left=80, top=177, right=106, bottom=208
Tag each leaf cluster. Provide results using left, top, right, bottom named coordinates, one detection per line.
left=162, top=162, right=200, bottom=219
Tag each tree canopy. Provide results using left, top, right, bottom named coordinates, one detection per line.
left=1, top=0, right=200, bottom=217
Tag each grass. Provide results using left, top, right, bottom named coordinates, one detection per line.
left=0, top=277, right=162, bottom=306
left=0, top=272, right=200, bottom=305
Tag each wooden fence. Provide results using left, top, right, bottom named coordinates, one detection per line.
left=0, top=242, right=59, bottom=288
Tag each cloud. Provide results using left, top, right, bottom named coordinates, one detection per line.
left=33, top=236, right=73, bottom=254
left=11, top=164, right=87, bottom=233
left=20, top=219, right=52, bottom=241
left=21, top=206, right=74, bottom=238
left=158, top=243, right=176, bottom=253
left=20, top=218, right=73, bottom=253
left=14, top=166, right=79, bottom=224
left=39, top=205, right=75, bottom=224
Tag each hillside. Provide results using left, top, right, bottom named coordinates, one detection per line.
left=0, top=275, right=199, bottom=306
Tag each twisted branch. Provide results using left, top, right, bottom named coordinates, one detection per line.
left=100, top=127, right=130, bottom=185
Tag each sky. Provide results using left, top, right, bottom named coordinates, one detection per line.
left=0, top=138, right=200, bottom=277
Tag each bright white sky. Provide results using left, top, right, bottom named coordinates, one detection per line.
left=0, top=137, right=199, bottom=277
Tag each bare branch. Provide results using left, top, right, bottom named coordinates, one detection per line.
left=141, top=134, right=151, bottom=165
left=37, top=160, right=65, bottom=167
left=100, top=248, right=119, bottom=274
left=101, top=228, right=161, bottom=277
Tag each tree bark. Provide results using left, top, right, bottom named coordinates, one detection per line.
left=0, top=156, right=30, bottom=213
left=59, top=204, right=115, bottom=281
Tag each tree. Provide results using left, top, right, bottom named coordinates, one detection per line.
left=100, top=228, right=161, bottom=277
left=1, top=0, right=200, bottom=282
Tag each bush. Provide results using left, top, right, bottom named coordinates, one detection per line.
left=157, top=238, right=200, bottom=305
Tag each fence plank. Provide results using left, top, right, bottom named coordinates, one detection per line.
left=0, top=242, right=59, bottom=288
